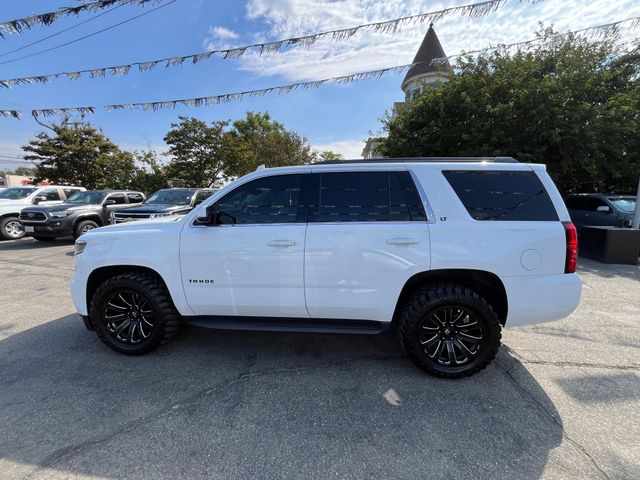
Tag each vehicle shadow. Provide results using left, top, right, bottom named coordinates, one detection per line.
left=0, top=315, right=567, bottom=480
left=0, top=237, right=74, bottom=252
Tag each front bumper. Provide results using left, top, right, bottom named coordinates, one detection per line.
left=22, top=219, right=73, bottom=237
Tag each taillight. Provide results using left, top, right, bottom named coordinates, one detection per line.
left=563, top=222, right=578, bottom=273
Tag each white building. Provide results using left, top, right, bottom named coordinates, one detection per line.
left=362, top=25, right=452, bottom=159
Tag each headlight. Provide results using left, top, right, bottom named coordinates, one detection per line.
left=74, top=240, right=87, bottom=256
left=50, top=210, right=73, bottom=218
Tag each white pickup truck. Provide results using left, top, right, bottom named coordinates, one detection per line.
left=70, top=158, right=582, bottom=378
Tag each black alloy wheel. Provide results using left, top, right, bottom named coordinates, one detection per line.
left=90, top=272, right=182, bottom=355
left=103, top=290, right=155, bottom=345
left=398, top=283, right=501, bottom=378
left=418, top=306, right=485, bottom=367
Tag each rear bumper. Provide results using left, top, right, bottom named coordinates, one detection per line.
left=504, top=273, right=582, bottom=327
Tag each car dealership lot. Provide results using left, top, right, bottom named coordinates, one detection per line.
left=0, top=239, right=638, bottom=480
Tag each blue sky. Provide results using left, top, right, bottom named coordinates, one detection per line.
left=0, top=0, right=639, bottom=171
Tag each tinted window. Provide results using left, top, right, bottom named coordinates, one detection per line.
left=310, top=171, right=426, bottom=223
left=106, top=193, right=126, bottom=205
left=194, top=190, right=213, bottom=205
left=217, top=175, right=303, bottom=224
left=443, top=171, right=558, bottom=221
left=585, top=197, right=608, bottom=212
left=63, top=188, right=82, bottom=198
left=566, top=196, right=587, bottom=210
left=40, top=188, right=61, bottom=201
left=127, top=193, right=145, bottom=203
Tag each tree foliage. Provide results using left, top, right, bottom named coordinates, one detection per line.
left=163, top=117, right=231, bottom=188
left=23, top=118, right=139, bottom=190
left=224, top=112, right=317, bottom=177
left=379, top=33, right=640, bottom=193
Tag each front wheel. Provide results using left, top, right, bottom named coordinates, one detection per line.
left=89, top=272, right=182, bottom=355
left=398, top=283, right=501, bottom=379
left=0, top=216, right=25, bottom=240
left=74, top=220, right=99, bottom=239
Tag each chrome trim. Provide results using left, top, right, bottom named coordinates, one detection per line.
left=409, top=169, right=436, bottom=224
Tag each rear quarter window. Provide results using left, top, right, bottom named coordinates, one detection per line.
left=442, top=170, right=558, bottom=221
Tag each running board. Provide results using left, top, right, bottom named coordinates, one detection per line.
left=185, top=316, right=389, bottom=335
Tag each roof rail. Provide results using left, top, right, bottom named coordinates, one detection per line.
left=315, top=156, right=519, bottom=165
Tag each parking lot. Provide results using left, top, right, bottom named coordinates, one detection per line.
left=0, top=238, right=638, bottom=480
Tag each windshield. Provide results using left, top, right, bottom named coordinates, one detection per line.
left=66, top=191, right=107, bottom=205
left=0, top=187, right=35, bottom=199
left=145, top=189, right=194, bottom=205
left=609, top=198, right=636, bottom=213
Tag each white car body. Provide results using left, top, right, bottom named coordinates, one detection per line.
left=71, top=160, right=581, bottom=328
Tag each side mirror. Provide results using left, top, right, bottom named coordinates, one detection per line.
left=33, top=195, right=47, bottom=205
left=596, top=205, right=611, bottom=213
left=195, top=204, right=219, bottom=226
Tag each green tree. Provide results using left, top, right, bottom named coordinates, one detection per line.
left=318, top=150, right=344, bottom=162
left=4, top=166, right=36, bottom=176
left=163, top=117, right=231, bottom=187
left=129, top=150, right=171, bottom=194
left=379, top=33, right=640, bottom=194
left=224, top=112, right=317, bottom=177
left=22, top=118, right=138, bottom=190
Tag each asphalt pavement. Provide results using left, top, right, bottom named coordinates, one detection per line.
left=0, top=238, right=638, bottom=480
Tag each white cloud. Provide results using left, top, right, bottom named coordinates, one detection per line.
left=314, top=139, right=365, bottom=159
left=238, top=0, right=640, bottom=82
left=209, top=26, right=239, bottom=40
left=203, top=26, right=240, bottom=50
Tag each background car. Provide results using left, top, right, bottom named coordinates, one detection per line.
left=20, top=190, right=146, bottom=241
left=0, top=185, right=85, bottom=240
left=111, top=188, right=214, bottom=224
left=566, top=193, right=637, bottom=228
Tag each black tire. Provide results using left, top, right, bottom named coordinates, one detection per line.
left=0, top=216, right=25, bottom=240
left=89, top=272, right=182, bottom=355
left=33, top=236, right=56, bottom=241
left=74, top=220, right=99, bottom=239
left=398, top=283, right=501, bottom=379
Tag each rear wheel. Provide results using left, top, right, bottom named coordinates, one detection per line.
left=0, top=217, right=25, bottom=240
left=89, top=272, right=182, bottom=355
left=74, top=220, right=99, bottom=239
left=398, top=283, right=501, bottom=379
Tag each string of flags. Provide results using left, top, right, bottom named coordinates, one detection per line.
left=0, top=0, right=159, bottom=38
left=0, top=0, right=549, bottom=89
left=0, top=18, right=636, bottom=121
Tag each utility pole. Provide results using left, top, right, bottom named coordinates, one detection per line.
left=632, top=176, right=640, bottom=229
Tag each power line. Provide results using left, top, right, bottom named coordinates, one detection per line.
left=0, top=0, right=546, bottom=86
left=0, top=0, right=159, bottom=38
left=0, top=0, right=179, bottom=66
left=0, top=4, right=125, bottom=59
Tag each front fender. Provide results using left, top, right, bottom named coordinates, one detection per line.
left=71, top=224, right=193, bottom=316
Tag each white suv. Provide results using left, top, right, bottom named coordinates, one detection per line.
left=70, top=158, right=582, bottom=378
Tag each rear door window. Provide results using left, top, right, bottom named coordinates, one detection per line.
left=309, top=171, right=426, bottom=223
left=566, top=196, right=587, bottom=210
left=127, top=193, right=145, bottom=204
left=442, top=170, right=558, bottom=221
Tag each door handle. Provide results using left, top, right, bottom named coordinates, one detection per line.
left=268, top=240, right=298, bottom=247
left=386, top=237, right=419, bottom=246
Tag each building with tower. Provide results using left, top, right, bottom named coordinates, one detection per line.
left=361, top=25, right=452, bottom=158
